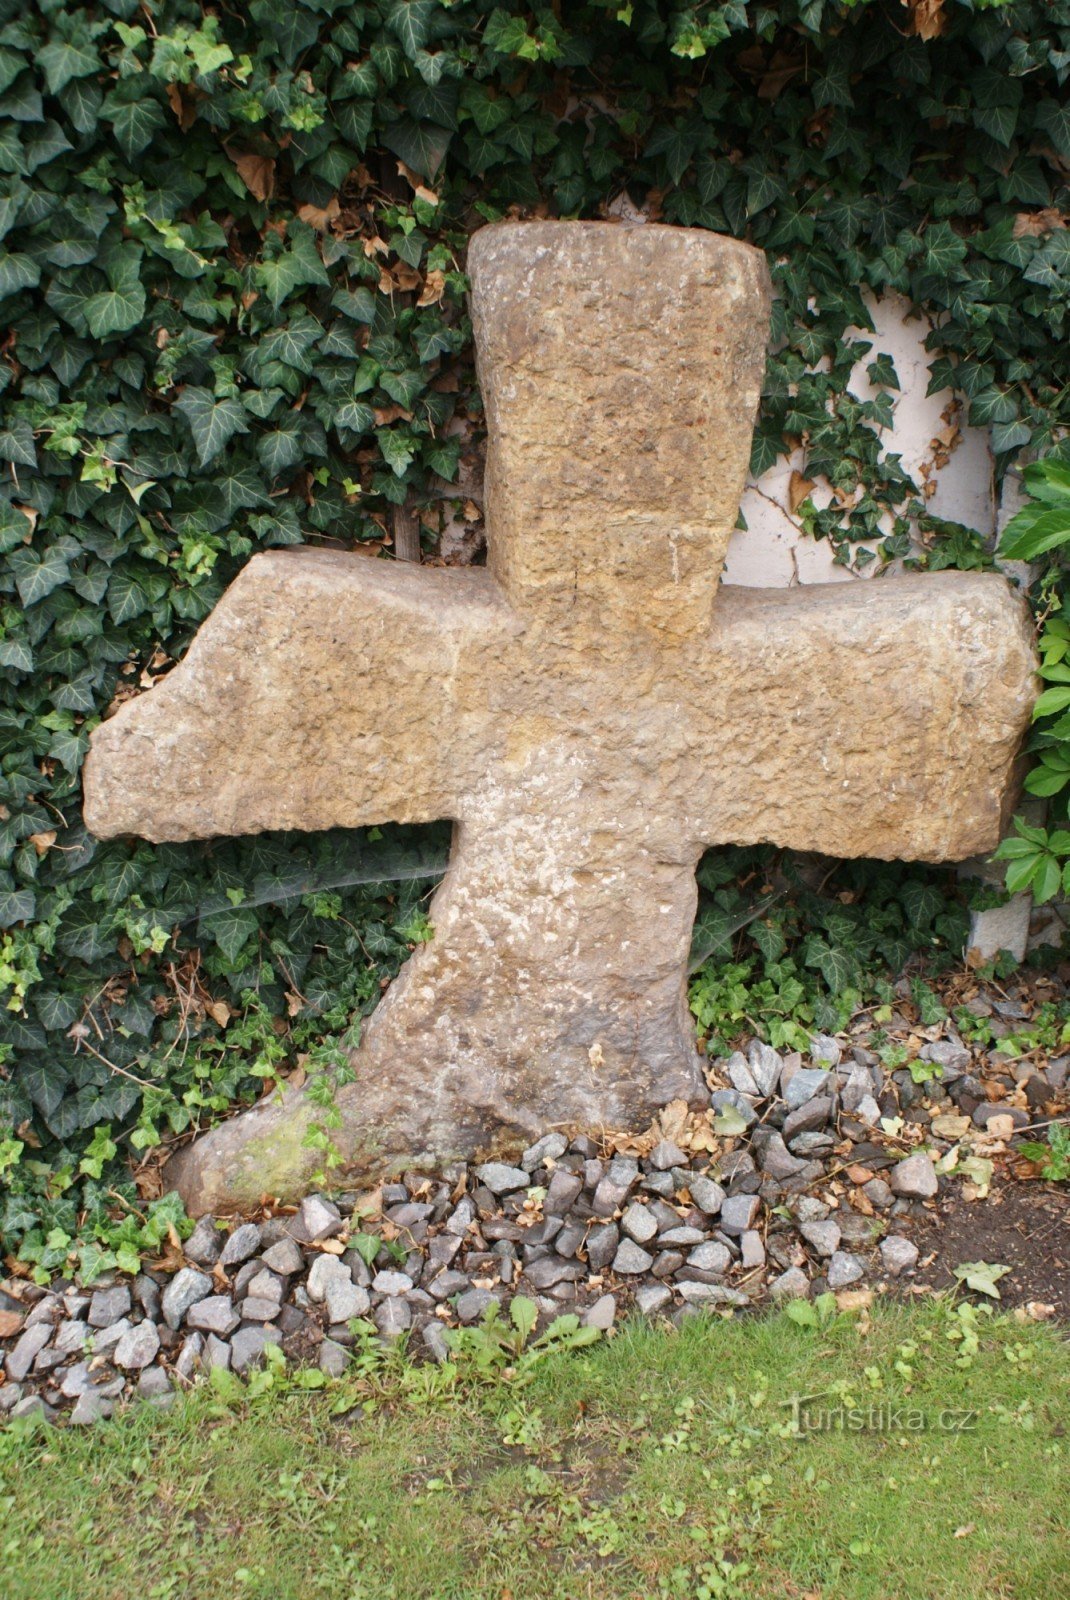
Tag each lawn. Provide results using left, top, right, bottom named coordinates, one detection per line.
left=1, top=1298, right=1067, bottom=1600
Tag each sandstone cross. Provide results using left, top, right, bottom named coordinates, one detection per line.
left=84, top=222, right=1036, bottom=1214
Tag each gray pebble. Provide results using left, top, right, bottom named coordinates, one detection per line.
left=688, top=1175, right=726, bottom=1215
left=784, top=1067, right=830, bottom=1110
left=753, top=1131, right=805, bottom=1179
left=245, top=1268, right=284, bottom=1304
left=219, top=1223, right=262, bottom=1268
left=620, top=1201, right=658, bottom=1245
left=325, top=1279, right=370, bottom=1324
left=374, top=1298, right=413, bottom=1337
left=611, top=1239, right=653, bottom=1275
left=522, top=1133, right=568, bottom=1170
left=809, top=1034, right=842, bottom=1067
left=863, top=1177, right=894, bottom=1209
left=291, top=1195, right=343, bottom=1244
left=242, top=1297, right=284, bottom=1323
left=60, top=1362, right=92, bottom=1399
left=523, top=1257, right=585, bottom=1289
left=187, top=1295, right=240, bottom=1336
left=726, top=1052, right=760, bottom=1097
left=544, top=1170, right=584, bottom=1215
left=161, top=1267, right=213, bottom=1331
left=799, top=1220, right=841, bottom=1258
left=444, top=1196, right=476, bottom=1236
left=635, top=1284, right=672, bottom=1316
left=70, top=1390, right=110, bottom=1426
left=183, top=1216, right=223, bottom=1266
left=768, top=1266, right=810, bottom=1301
left=421, top=1321, right=451, bottom=1363
left=880, top=1236, right=919, bottom=1276
left=87, top=1286, right=131, bottom=1329
left=372, top=1270, right=414, bottom=1298
left=90, top=1318, right=131, bottom=1354
left=584, top=1223, right=619, bottom=1272
left=740, top=1230, right=765, bottom=1269
left=175, top=1333, right=204, bottom=1382
left=827, top=1251, right=865, bottom=1290
left=719, top=1194, right=760, bottom=1236
left=474, top=1162, right=530, bottom=1195
left=231, top=1324, right=278, bottom=1372
left=135, top=1276, right=161, bottom=1321
left=54, top=1319, right=89, bottom=1357
left=686, top=1241, right=730, bottom=1274
left=5, top=1324, right=51, bottom=1383
left=137, top=1366, right=173, bottom=1400
left=783, top=1097, right=834, bottom=1141
left=318, top=1339, right=349, bottom=1378
left=592, top=1157, right=639, bottom=1216
left=677, top=1281, right=747, bottom=1306
left=553, top=1220, right=586, bottom=1258
left=582, top=1294, right=616, bottom=1331
left=261, top=1238, right=304, bottom=1276
left=889, top=1152, right=938, bottom=1199
left=204, top=1334, right=231, bottom=1371
left=657, top=1225, right=706, bottom=1247
left=648, top=1140, right=687, bottom=1171
left=307, top=1254, right=350, bottom=1302
left=114, top=1320, right=161, bottom=1371
left=746, top=1040, right=783, bottom=1097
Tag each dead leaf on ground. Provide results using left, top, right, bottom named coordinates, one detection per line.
left=396, top=160, right=440, bottom=208
left=297, top=196, right=341, bottom=232
left=417, top=269, right=446, bottom=307
left=28, top=830, right=56, bottom=856
left=905, top=0, right=947, bottom=39
left=1013, top=209, right=1067, bottom=237
left=379, top=262, right=422, bottom=294
left=373, top=403, right=412, bottom=427
left=205, top=999, right=232, bottom=1029
left=166, top=82, right=200, bottom=132
left=788, top=469, right=815, bottom=513
left=230, top=150, right=276, bottom=202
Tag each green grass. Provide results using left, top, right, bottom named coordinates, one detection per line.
left=2, top=1299, right=1068, bottom=1600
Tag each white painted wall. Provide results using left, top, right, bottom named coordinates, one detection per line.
left=722, top=293, right=998, bottom=588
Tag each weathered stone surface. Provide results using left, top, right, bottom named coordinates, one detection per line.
left=83, top=221, right=1036, bottom=1213
left=889, top=1152, right=939, bottom=1199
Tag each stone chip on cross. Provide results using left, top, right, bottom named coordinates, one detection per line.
left=83, top=221, right=1037, bottom=1214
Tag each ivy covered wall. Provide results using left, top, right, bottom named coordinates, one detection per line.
left=0, top=0, right=1067, bottom=1263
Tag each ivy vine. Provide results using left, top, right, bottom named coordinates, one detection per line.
left=0, top=0, right=1067, bottom=1257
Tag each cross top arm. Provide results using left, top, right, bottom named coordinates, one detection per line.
left=469, top=221, right=771, bottom=644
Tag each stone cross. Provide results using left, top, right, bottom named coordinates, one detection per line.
left=83, top=222, right=1036, bottom=1215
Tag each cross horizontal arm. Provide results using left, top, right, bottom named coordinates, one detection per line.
left=84, top=550, right=517, bottom=843
left=682, top=571, right=1036, bottom=862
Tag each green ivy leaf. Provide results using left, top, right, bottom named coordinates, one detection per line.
left=201, top=905, right=260, bottom=963
left=0, top=418, right=36, bottom=466
left=174, top=388, right=251, bottom=468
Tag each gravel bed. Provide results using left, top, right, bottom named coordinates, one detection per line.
left=2, top=1021, right=1066, bottom=1426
